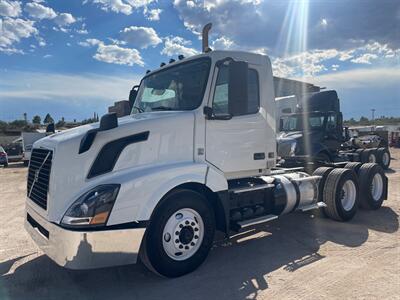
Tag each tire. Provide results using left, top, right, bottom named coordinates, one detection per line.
left=344, top=162, right=363, bottom=174
left=355, top=149, right=364, bottom=162
left=141, top=189, right=215, bottom=277
left=23, top=160, right=29, bottom=167
left=376, top=147, right=391, bottom=170
left=312, top=167, right=334, bottom=202
left=3, top=162, right=8, bottom=168
left=360, top=149, right=376, bottom=163
left=358, top=163, right=386, bottom=210
left=323, top=168, right=359, bottom=221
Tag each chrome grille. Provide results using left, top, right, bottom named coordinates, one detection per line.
left=27, top=148, right=53, bottom=210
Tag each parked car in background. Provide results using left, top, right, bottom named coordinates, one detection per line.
left=0, top=146, right=8, bottom=167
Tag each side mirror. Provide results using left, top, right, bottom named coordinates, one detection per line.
left=99, top=113, right=118, bottom=131
left=46, top=123, right=55, bottom=133
left=228, top=61, right=248, bottom=116
left=129, top=85, right=139, bottom=109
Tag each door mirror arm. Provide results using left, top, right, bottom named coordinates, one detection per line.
left=203, top=106, right=232, bottom=120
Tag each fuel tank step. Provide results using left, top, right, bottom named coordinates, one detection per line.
left=232, top=214, right=278, bottom=231
left=299, top=201, right=327, bottom=212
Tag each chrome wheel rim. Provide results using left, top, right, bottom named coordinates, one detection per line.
left=341, top=180, right=356, bottom=211
left=382, top=152, right=389, bottom=166
left=162, top=208, right=204, bottom=261
left=371, top=173, right=383, bottom=201
left=369, top=153, right=376, bottom=163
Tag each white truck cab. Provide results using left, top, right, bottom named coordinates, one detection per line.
left=25, top=25, right=388, bottom=277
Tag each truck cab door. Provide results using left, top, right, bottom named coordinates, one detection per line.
left=324, top=113, right=342, bottom=153
left=205, top=61, right=268, bottom=178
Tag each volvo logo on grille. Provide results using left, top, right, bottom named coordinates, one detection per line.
left=34, top=170, right=40, bottom=183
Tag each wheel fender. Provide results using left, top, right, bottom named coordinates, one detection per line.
left=107, top=162, right=224, bottom=225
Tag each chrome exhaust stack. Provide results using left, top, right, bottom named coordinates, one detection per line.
left=202, top=23, right=212, bottom=53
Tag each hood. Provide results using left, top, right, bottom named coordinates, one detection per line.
left=277, top=130, right=324, bottom=157
left=32, top=111, right=196, bottom=222
left=277, top=131, right=303, bottom=142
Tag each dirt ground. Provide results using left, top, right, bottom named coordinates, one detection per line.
left=1, top=150, right=399, bottom=300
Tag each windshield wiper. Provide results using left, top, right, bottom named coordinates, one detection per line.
left=151, top=106, right=173, bottom=111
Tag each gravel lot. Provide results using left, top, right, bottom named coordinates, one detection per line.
left=1, top=149, right=399, bottom=300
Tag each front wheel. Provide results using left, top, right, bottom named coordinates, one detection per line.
left=140, top=189, right=215, bottom=277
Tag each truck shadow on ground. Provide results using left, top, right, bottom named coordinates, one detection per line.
left=1, top=206, right=398, bottom=300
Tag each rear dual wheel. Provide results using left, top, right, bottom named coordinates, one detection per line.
left=322, top=168, right=359, bottom=221
left=140, top=189, right=215, bottom=277
left=345, top=162, right=386, bottom=210
left=376, top=147, right=391, bottom=169
left=360, top=149, right=377, bottom=163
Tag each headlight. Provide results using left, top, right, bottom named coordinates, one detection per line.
left=289, top=141, right=297, bottom=156
left=61, top=184, right=120, bottom=227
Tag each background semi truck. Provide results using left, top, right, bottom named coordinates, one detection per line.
left=25, top=24, right=389, bottom=277
left=277, top=90, right=391, bottom=169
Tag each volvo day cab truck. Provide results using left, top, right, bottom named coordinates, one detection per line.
left=25, top=24, right=388, bottom=277
left=277, top=90, right=391, bottom=169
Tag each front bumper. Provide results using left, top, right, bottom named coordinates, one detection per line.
left=25, top=204, right=145, bottom=269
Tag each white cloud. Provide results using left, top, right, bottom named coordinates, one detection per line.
left=54, top=12, right=76, bottom=26
left=212, top=36, right=236, bottom=50
left=0, top=70, right=142, bottom=103
left=311, top=67, right=400, bottom=89
left=24, top=2, right=57, bottom=19
left=144, top=8, right=161, bottom=21
left=211, top=36, right=268, bottom=55
left=0, top=0, right=21, bottom=17
left=350, top=53, right=378, bottom=64
left=87, top=40, right=144, bottom=66
left=78, top=38, right=101, bottom=47
left=271, top=42, right=399, bottom=78
left=161, top=36, right=199, bottom=57
left=89, top=0, right=155, bottom=15
left=0, top=17, right=38, bottom=52
left=120, top=26, right=161, bottom=49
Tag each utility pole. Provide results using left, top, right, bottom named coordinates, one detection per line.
left=371, top=108, right=376, bottom=129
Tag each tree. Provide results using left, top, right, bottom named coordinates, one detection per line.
left=43, top=113, right=54, bottom=124
left=32, top=115, right=41, bottom=125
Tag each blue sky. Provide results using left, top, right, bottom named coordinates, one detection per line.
left=0, top=0, right=399, bottom=122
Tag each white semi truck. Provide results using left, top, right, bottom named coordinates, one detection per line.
left=25, top=25, right=388, bottom=277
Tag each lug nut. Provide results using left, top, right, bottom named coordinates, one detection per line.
left=194, top=228, right=199, bottom=232
left=175, top=231, right=179, bottom=235
left=191, top=222, right=195, bottom=226
left=175, top=239, right=179, bottom=243
left=179, top=245, right=183, bottom=249
left=185, top=246, right=189, bottom=250
left=194, top=235, right=199, bottom=239
left=185, top=221, right=189, bottom=225
left=191, top=242, right=195, bottom=246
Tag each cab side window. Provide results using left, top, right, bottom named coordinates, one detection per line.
left=212, top=66, right=260, bottom=116
left=326, top=114, right=337, bottom=131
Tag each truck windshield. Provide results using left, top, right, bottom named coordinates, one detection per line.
left=132, top=58, right=210, bottom=113
left=281, top=114, right=325, bottom=131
